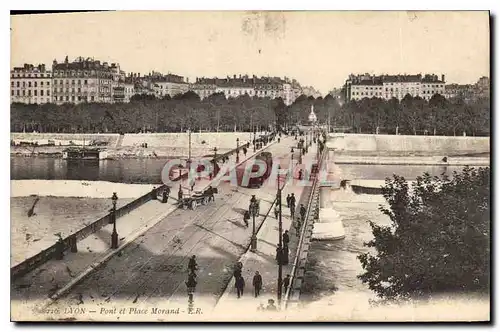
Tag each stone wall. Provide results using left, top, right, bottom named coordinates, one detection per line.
left=327, top=134, right=490, bottom=155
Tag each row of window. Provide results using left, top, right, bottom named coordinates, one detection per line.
left=11, top=90, right=51, bottom=97
left=11, top=73, right=51, bottom=78
left=53, top=95, right=96, bottom=102
left=352, top=90, right=441, bottom=97
left=11, top=81, right=51, bottom=88
left=53, top=70, right=112, bottom=77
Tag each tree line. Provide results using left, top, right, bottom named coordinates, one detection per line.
left=10, top=91, right=490, bottom=136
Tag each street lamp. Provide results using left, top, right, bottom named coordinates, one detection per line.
left=212, top=147, right=218, bottom=178
left=236, top=138, right=240, bottom=163
left=277, top=165, right=283, bottom=304
left=111, top=192, right=119, bottom=249
left=250, top=195, right=258, bottom=252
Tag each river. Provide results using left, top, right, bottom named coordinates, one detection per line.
left=10, top=156, right=474, bottom=183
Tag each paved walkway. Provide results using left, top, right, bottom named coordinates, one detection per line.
left=11, top=138, right=279, bottom=319
left=213, top=144, right=318, bottom=319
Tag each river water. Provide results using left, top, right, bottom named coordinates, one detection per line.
left=10, top=156, right=471, bottom=183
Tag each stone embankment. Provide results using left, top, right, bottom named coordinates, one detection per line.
left=11, top=132, right=256, bottom=158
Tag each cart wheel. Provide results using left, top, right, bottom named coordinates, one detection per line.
left=202, top=197, right=208, bottom=205
left=191, top=200, right=197, bottom=210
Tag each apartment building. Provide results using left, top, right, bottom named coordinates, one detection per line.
left=346, top=73, right=446, bottom=102
left=51, top=56, right=124, bottom=104
left=149, top=72, right=190, bottom=98
left=192, top=75, right=297, bottom=105
left=10, top=64, right=53, bottom=104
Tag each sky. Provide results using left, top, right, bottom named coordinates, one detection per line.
left=10, top=11, right=490, bottom=95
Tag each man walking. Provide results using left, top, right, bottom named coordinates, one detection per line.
left=252, top=271, right=263, bottom=297
left=235, top=276, right=245, bottom=298
left=243, top=210, right=250, bottom=227
left=286, top=194, right=291, bottom=209
left=282, top=230, right=290, bottom=249
left=283, top=274, right=291, bottom=293
left=188, top=255, right=198, bottom=274
left=300, top=204, right=307, bottom=223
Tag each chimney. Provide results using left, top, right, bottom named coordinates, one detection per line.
left=186, top=77, right=189, bottom=83
left=239, top=74, right=241, bottom=79
left=233, top=74, right=236, bottom=79
left=441, top=74, right=445, bottom=82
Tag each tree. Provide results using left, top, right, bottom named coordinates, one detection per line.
left=358, top=166, right=490, bottom=300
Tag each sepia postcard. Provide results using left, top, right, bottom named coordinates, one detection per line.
left=10, top=10, right=490, bottom=322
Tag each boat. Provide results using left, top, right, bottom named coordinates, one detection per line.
left=62, top=147, right=108, bottom=160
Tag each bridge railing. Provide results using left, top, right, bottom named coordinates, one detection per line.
left=283, top=147, right=326, bottom=309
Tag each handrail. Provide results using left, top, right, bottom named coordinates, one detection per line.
left=283, top=147, right=326, bottom=308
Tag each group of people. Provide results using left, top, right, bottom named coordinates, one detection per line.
left=233, top=261, right=292, bottom=301
left=286, top=193, right=307, bottom=234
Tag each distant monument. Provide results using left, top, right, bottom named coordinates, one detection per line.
left=308, top=104, right=317, bottom=124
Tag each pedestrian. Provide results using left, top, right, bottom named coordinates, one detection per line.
left=186, top=272, right=197, bottom=293
left=290, top=204, right=295, bottom=220
left=290, top=193, right=296, bottom=208
left=298, top=169, right=303, bottom=181
left=275, top=244, right=282, bottom=265
left=286, top=194, right=291, bottom=208
left=243, top=147, right=247, bottom=156
left=274, top=204, right=279, bottom=219
left=162, top=189, right=169, bottom=203
left=266, top=299, right=277, bottom=311
left=282, top=230, right=290, bottom=249
left=151, top=186, right=157, bottom=200
left=235, top=276, right=245, bottom=298
left=283, top=274, right=290, bottom=292
left=188, top=255, right=197, bottom=274
left=282, top=245, right=289, bottom=265
left=252, top=271, right=263, bottom=297
left=300, top=204, right=307, bottom=223
left=243, top=210, right=250, bottom=227
left=234, top=261, right=243, bottom=279
left=178, top=186, right=183, bottom=201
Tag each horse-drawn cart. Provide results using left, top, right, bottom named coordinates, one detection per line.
left=179, top=187, right=218, bottom=210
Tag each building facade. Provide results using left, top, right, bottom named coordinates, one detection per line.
left=51, top=56, right=124, bottom=104
left=10, top=64, right=53, bottom=104
left=147, top=72, right=190, bottom=98
left=191, top=75, right=298, bottom=105
left=444, top=76, right=490, bottom=101
left=345, top=73, right=446, bottom=102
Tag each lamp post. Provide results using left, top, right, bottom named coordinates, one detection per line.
left=277, top=165, right=283, bottom=304
left=250, top=195, right=258, bottom=252
left=305, top=134, right=308, bottom=153
left=236, top=138, right=240, bottom=163
left=253, top=129, right=257, bottom=152
left=213, top=147, right=218, bottom=178
left=111, top=192, right=119, bottom=249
